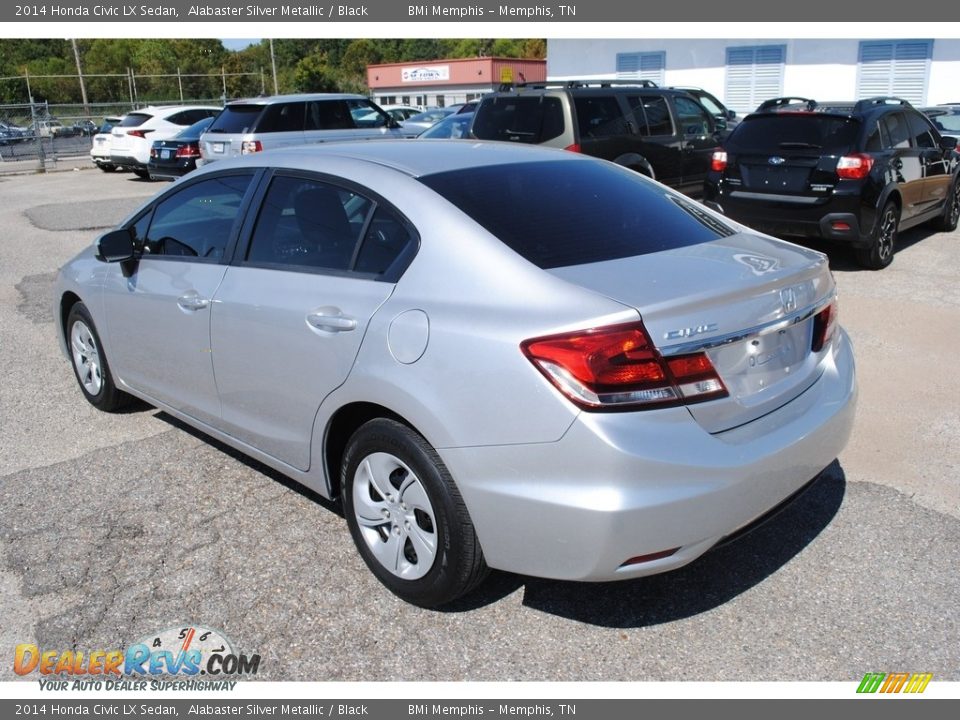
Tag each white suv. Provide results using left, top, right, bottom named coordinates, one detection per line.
left=110, top=105, right=221, bottom=178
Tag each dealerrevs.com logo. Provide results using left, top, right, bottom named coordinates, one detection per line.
left=857, top=672, right=933, bottom=694
left=14, top=625, right=260, bottom=691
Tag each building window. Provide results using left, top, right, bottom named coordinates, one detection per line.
left=857, top=40, right=932, bottom=106
left=615, top=52, right=666, bottom=85
left=401, top=96, right=410, bottom=106
left=725, top=45, right=785, bottom=113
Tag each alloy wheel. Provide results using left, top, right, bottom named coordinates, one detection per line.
left=70, top=320, right=103, bottom=396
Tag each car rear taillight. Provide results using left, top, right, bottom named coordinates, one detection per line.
left=812, top=300, right=838, bottom=352
left=520, top=321, right=727, bottom=410
left=711, top=150, right=727, bottom=172
left=175, top=143, right=200, bottom=159
left=126, top=129, right=151, bottom=139
left=836, top=153, right=874, bottom=180
left=149, top=147, right=158, bottom=159
left=241, top=140, right=263, bottom=154
left=564, top=143, right=581, bottom=153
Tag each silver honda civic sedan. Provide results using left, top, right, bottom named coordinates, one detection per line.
left=55, top=141, right=857, bottom=607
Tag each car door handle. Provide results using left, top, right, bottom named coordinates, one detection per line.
left=306, top=312, right=357, bottom=333
left=177, top=293, right=210, bottom=311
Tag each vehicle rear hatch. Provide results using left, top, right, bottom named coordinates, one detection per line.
left=548, top=231, right=835, bottom=433
left=200, top=103, right=265, bottom=159
left=723, top=113, right=860, bottom=196
left=472, top=94, right=567, bottom=145
left=111, top=112, right=152, bottom=154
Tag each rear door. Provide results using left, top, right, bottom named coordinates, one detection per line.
left=906, top=110, right=953, bottom=212
left=623, top=93, right=683, bottom=186
left=210, top=172, right=415, bottom=470
left=880, top=112, right=925, bottom=220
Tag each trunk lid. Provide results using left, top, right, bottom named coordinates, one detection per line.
left=548, top=231, right=836, bottom=432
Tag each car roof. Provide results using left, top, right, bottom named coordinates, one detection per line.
left=200, top=139, right=586, bottom=178
left=225, top=93, right=368, bottom=106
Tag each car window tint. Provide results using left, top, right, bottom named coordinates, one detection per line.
left=865, top=124, right=883, bottom=152
left=639, top=95, right=673, bottom=136
left=675, top=96, right=712, bottom=136
left=143, top=174, right=253, bottom=260
left=906, top=111, right=937, bottom=149
left=207, top=105, right=263, bottom=134
left=472, top=96, right=564, bottom=144
left=695, top=93, right=724, bottom=116
left=246, top=176, right=371, bottom=272
left=347, top=99, right=388, bottom=128
left=118, top=113, right=151, bottom=128
left=354, top=206, right=415, bottom=275
left=166, top=111, right=191, bottom=126
left=258, top=103, right=306, bottom=133
left=419, top=160, right=734, bottom=270
left=306, top=100, right=356, bottom=130
left=574, top=96, right=628, bottom=138
left=728, top=115, right=860, bottom=153
left=882, top=113, right=911, bottom=149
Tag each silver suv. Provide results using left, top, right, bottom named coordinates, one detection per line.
left=199, top=93, right=410, bottom=163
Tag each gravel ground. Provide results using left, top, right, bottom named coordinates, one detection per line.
left=0, top=168, right=957, bottom=683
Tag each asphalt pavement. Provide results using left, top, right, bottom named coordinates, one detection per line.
left=0, top=167, right=957, bottom=682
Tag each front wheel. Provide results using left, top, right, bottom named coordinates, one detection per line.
left=932, top=179, right=960, bottom=232
left=66, top=302, right=129, bottom=412
left=341, top=419, right=488, bottom=607
left=856, top=201, right=898, bottom=270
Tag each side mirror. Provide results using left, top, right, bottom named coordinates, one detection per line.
left=96, top=227, right=136, bottom=263
left=714, top=116, right=728, bottom=132
left=940, top=135, right=957, bottom=152
left=727, top=109, right=737, bottom=120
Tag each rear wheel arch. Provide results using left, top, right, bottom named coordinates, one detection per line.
left=324, top=402, right=427, bottom=499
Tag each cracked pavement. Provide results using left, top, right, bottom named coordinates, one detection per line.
left=0, top=168, right=958, bottom=683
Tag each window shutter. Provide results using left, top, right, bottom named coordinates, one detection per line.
left=616, top=52, right=665, bottom=85
left=725, top=46, right=785, bottom=113
left=858, top=41, right=931, bottom=105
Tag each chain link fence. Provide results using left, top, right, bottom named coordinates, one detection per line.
left=0, top=67, right=264, bottom=172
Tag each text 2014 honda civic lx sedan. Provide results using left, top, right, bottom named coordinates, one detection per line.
left=55, top=141, right=857, bottom=607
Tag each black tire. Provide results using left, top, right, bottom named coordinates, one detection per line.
left=98, top=164, right=117, bottom=173
left=856, top=200, right=898, bottom=270
left=932, top=178, right=960, bottom=232
left=65, top=302, right=129, bottom=412
left=132, top=168, right=150, bottom=179
left=341, top=418, right=488, bottom=607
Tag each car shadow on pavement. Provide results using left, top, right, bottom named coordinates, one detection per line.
left=511, top=460, right=847, bottom=627
left=153, top=411, right=846, bottom=620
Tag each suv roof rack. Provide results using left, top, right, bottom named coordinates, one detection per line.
left=757, top=97, right=817, bottom=112
left=496, top=79, right=659, bottom=92
left=852, top=96, right=913, bottom=113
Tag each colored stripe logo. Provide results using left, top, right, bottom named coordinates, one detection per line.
left=857, top=672, right=932, bottom=694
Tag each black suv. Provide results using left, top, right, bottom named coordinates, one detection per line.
left=471, top=80, right=722, bottom=197
left=704, top=97, right=960, bottom=269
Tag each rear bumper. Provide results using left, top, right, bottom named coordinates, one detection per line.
left=439, top=329, right=857, bottom=582
left=110, top=154, right=147, bottom=170
left=704, top=181, right=875, bottom=247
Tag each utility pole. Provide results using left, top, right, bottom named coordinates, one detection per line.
left=269, top=39, right=279, bottom=95
left=71, top=39, right=90, bottom=117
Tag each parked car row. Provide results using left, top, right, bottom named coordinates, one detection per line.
left=86, top=88, right=959, bottom=272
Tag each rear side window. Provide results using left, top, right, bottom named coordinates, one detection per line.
left=472, top=96, right=564, bottom=144
left=727, top=115, right=861, bottom=153
left=574, top=96, right=629, bottom=138
left=118, top=113, right=151, bottom=128
left=206, top=105, right=265, bottom=134
left=419, top=160, right=734, bottom=270
left=257, top=102, right=306, bottom=133
left=881, top=113, right=911, bottom=149
left=626, top=95, right=673, bottom=136
left=305, top=100, right=356, bottom=130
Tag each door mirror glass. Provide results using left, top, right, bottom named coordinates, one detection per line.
left=96, top=228, right=135, bottom=263
left=727, top=109, right=737, bottom=120
left=940, top=135, right=957, bottom=152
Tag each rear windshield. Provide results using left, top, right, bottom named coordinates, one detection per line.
left=206, top=104, right=265, bottom=134
left=727, top=114, right=861, bottom=153
left=472, top=96, right=565, bottom=144
left=418, top=160, right=734, bottom=269
left=118, top=113, right=151, bottom=128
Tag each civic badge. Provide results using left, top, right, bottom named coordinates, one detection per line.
left=768, top=156, right=786, bottom=165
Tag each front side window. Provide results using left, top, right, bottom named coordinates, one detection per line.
left=142, top=174, right=253, bottom=260
left=906, top=111, right=938, bottom=149
left=674, top=96, right=712, bottom=136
